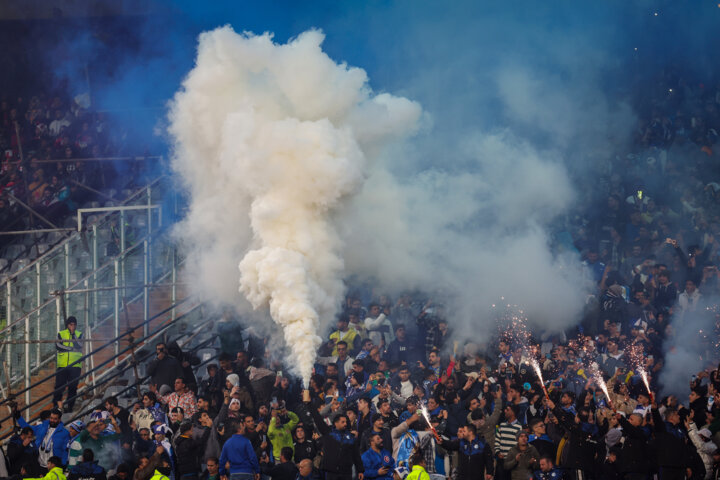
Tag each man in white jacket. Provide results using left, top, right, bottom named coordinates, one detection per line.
left=365, top=303, right=394, bottom=348
left=688, top=420, right=717, bottom=479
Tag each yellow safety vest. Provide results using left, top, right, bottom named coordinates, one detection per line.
left=26, top=466, right=67, bottom=480
left=57, top=328, right=83, bottom=368
left=329, top=328, right=360, bottom=356
left=150, top=470, right=170, bottom=480
left=406, top=465, right=430, bottom=480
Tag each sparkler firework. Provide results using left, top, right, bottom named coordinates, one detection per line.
left=418, top=402, right=440, bottom=441
left=589, top=362, right=613, bottom=409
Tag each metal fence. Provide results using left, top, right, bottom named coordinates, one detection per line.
left=0, top=176, right=185, bottom=410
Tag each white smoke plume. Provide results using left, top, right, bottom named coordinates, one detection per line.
left=168, top=26, right=421, bottom=385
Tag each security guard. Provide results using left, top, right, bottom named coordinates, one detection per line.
left=405, top=451, right=429, bottom=480
left=150, top=469, right=170, bottom=480
left=54, top=316, right=83, bottom=411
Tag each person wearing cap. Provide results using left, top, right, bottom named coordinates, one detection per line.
left=688, top=419, right=718, bottom=479
left=503, top=431, right=540, bottom=480
left=65, top=421, right=85, bottom=467
left=54, top=315, right=83, bottom=411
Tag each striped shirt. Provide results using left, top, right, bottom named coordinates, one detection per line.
left=494, top=420, right=521, bottom=455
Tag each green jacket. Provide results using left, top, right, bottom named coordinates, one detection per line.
left=268, top=411, right=299, bottom=460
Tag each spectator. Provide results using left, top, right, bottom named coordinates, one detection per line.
left=260, top=446, right=297, bottom=480
left=68, top=449, right=106, bottom=480
left=440, top=423, right=494, bottom=480
left=533, top=456, right=563, bottom=480
left=218, top=420, right=260, bottom=480
left=175, top=421, right=212, bottom=479
left=7, top=426, right=40, bottom=476
left=309, top=404, right=365, bottom=480
left=361, top=432, right=395, bottom=480
left=200, top=456, right=220, bottom=480
left=70, top=417, right=121, bottom=472
left=17, top=407, right=71, bottom=471
left=156, top=377, right=198, bottom=417
left=503, top=431, right=540, bottom=480
left=147, top=343, right=184, bottom=393
left=268, top=403, right=299, bottom=462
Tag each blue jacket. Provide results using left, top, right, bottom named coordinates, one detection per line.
left=19, top=416, right=71, bottom=465
left=219, top=434, right=260, bottom=475
left=361, top=448, right=395, bottom=480
left=69, top=460, right=107, bottom=480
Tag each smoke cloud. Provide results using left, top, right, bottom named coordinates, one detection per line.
left=168, top=26, right=421, bottom=383
left=660, top=303, right=719, bottom=397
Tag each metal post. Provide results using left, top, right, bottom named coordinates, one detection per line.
left=55, top=295, right=62, bottom=332
left=23, top=307, right=30, bottom=411
left=147, top=185, right=152, bottom=236
left=35, top=263, right=41, bottom=368
left=84, top=279, right=90, bottom=375
left=171, top=248, right=177, bottom=321
left=92, top=224, right=98, bottom=330
left=6, top=281, right=12, bottom=373
left=120, top=211, right=126, bottom=252
left=64, top=242, right=70, bottom=293
left=120, top=211, right=126, bottom=288
left=113, top=259, right=119, bottom=365
left=143, top=240, right=149, bottom=336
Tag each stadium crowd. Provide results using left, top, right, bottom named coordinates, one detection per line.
left=0, top=90, right=151, bottom=253
left=3, top=70, right=720, bottom=480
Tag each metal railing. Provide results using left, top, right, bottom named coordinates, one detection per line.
left=0, top=176, right=187, bottom=407
left=0, top=301, right=210, bottom=439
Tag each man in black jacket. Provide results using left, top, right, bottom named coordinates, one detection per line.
left=616, top=413, right=650, bottom=480
left=147, top=342, right=183, bottom=392
left=651, top=406, right=689, bottom=480
left=548, top=399, right=605, bottom=480
left=175, top=421, right=212, bottom=478
left=309, top=403, right=364, bottom=480
left=359, top=414, right=392, bottom=454
left=440, top=423, right=494, bottom=480
left=261, top=446, right=298, bottom=480
left=6, top=427, right=39, bottom=476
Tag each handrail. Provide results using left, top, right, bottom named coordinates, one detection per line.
left=3, top=312, right=214, bottom=440
left=62, top=335, right=219, bottom=433
left=0, top=173, right=167, bottom=283
left=0, top=299, right=197, bottom=429
left=0, top=297, right=191, bottom=409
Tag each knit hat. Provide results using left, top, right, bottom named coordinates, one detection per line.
left=65, top=316, right=78, bottom=327
left=226, top=374, right=240, bottom=387
left=152, top=424, right=170, bottom=435
left=68, top=420, right=84, bottom=432
left=229, top=398, right=241, bottom=408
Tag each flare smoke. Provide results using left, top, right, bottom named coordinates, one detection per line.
left=169, top=26, right=421, bottom=385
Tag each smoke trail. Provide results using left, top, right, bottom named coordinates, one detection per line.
left=659, top=301, right=719, bottom=397
left=169, top=26, right=421, bottom=385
